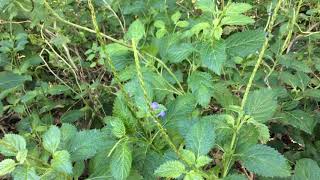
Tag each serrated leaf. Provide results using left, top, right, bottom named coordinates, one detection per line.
left=60, top=123, right=77, bottom=148
left=226, top=3, right=252, bottom=15
left=0, top=159, right=16, bottom=176
left=109, top=117, right=126, bottom=138
left=244, top=89, right=277, bottom=123
left=42, top=125, right=61, bottom=154
left=280, top=110, right=317, bottom=134
left=195, top=0, right=215, bottom=13
left=176, top=21, right=189, bottom=28
left=154, top=20, right=165, bottom=29
left=51, top=150, right=72, bottom=174
left=12, top=166, right=40, bottom=180
left=303, top=89, right=320, bottom=99
left=196, top=155, right=212, bottom=168
left=102, top=43, right=132, bottom=71
left=113, top=93, right=137, bottom=129
left=166, top=43, right=193, bottom=63
left=0, top=72, right=31, bottom=90
left=292, top=158, right=320, bottom=180
left=188, top=71, right=214, bottom=107
left=185, top=120, right=215, bottom=156
left=16, top=149, right=28, bottom=164
left=73, top=161, right=85, bottom=179
left=199, top=41, right=226, bottom=75
left=184, top=171, right=203, bottom=180
left=240, top=144, right=290, bottom=177
left=166, top=93, right=196, bottom=122
left=61, top=110, right=84, bottom=123
left=110, top=143, right=132, bottom=180
left=250, top=121, right=270, bottom=144
left=226, top=30, right=265, bottom=57
left=221, top=14, right=254, bottom=25
left=181, top=149, right=196, bottom=165
left=67, top=129, right=105, bottom=161
left=280, top=71, right=310, bottom=90
left=125, top=19, right=145, bottom=41
left=279, top=54, right=312, bottom=73
left=0, top=134, right=26, bottom=156
left=154, top=160, right=185, bottom=178
left=171, top=11, right=181, bottom=24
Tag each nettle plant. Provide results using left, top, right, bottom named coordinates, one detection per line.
left=0, top=0, right=320, bottom=179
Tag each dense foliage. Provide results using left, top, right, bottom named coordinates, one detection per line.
left=0, top=0, right=320, bottom=179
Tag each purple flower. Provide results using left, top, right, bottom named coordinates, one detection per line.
left=157, top=111, right=166, bottom=118
left=151, top=102, right=159, bottom=110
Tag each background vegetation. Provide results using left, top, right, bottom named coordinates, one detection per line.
left=0, top=0, right=320, bottom=179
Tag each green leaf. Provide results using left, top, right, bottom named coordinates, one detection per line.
left=42, top=125, right=61, bottom=154
left=280, top=110, right=317, bottom=134
left=166, top=43, right=193, bottom=63
left=0, top=134, right=26, bottom=156
left=61, top=110, right=84, bottom=123
left=60, top=123, right=77, bottom=148
left=184, top=171, right=204, bottom=180
left=223, top=174, right=247, bottom=180
left=181, top=149, right=196, bottom=166
left=185, top=120, right=215, bottom=156
left=51, top=150, right=72, bottom=174
left=279, top=54, right=312, bottom=73
left=109, top=117, right=126, bottom=138
left=125, top=19, right=145, bottom=41
left=195, top=0, right=215, bottom=13
left=110, top=143, right=132, bottom=180
left=113, top=93, right=137, bottom=129
left=244, top=89, right=277, bottom=123
left=154, top=160, right=185, bottom=178
left=226, top=30, right=265, bottom=57
left=250, top=121, right=270, bottom=144
left=280, top=71, right=310, bottom=90
left=292, top=158, right=320, bottom=180
left=12, top=166, right=40, bottom=180
left=187, top=71, right=214, bottom=107
left=0, top=159, right=16, bottom=176
left=16, top=149, right=28, bottom=164
left=171, top=11, right=181, bottom=24
left=67, top=130, right=105, bottom=161
left=226, top=3, right=252, bottom=15
left=199, top=41, right=227, bottom=75
left=46, top=85, right=70, bottom=95
left=176, top=21, right=189, bottom=28
left=221, top=15, right=254, bottom=25
left=195, top=155, right=212, bottom=168
left=0, top=72, right=31, bottom=90
left=73, top=161, right=85, bottom=179
left=303, top=89, right=320, bottom=99
left=240, top=144, right=290, bottom=177
left=166, top=93, right=196, bottom=122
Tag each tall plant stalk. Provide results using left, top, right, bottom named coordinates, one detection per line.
left=222, top=0, right=284, bottom=177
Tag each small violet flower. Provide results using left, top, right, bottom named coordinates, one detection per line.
left=151, top=102, right=159, bottom=110
left=157, top=111, right=166, bottom=118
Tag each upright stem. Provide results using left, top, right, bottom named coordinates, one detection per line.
left=132, top=39, right=181, bottom=158
left=221, top=0, right=284, bottom=177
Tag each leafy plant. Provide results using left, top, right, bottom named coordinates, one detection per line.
left=0, top=0, right=320, bottom=179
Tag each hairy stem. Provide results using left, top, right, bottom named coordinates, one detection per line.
left=222, top=0, right=284, bottom=177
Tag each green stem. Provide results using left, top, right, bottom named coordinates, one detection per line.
left=264, top=0, right=304, bottom=85
left=221, top=0, right=284, bottom=177
left=132, top=39, right=180, bottom=157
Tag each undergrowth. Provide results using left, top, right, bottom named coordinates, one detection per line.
left=0, top=0, right=320, bottom=179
